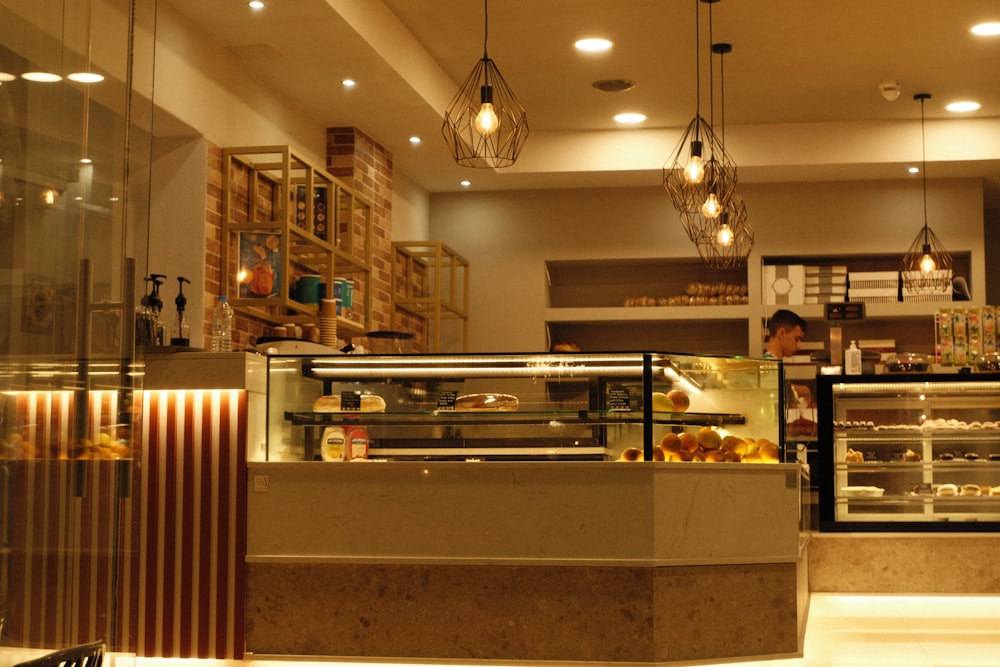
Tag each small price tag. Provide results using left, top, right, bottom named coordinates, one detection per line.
left=340, top=391, right=362, bottom=411
left=607, top=386, right=631, bottom=411
left=437, top=390, right=458, bottom=410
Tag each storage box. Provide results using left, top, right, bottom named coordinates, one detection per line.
left=848, top=271, right=899, bottom=290
left=764, top=265, right=805, bottom=305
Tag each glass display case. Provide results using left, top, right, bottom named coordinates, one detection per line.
left=262, top=351, right=783, bottom=463
left=817, top=373, right=1000, bottom=532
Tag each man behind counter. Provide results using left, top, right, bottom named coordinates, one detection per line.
left=763, top=309, right=811, bottom=407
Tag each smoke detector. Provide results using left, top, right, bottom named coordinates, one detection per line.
left=879, top=80, right=901, bottom=101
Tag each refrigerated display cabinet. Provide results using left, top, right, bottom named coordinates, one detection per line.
left=818, top=373, right=1000, bottom=531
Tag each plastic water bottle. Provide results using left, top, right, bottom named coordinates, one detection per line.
left=211, top=295, right=234, bottom=351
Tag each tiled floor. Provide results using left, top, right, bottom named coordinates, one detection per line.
left=725, top=593, right=1000, bottom=667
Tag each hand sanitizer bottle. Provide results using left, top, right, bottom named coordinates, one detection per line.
left=845, top=340, right=862, bottom=375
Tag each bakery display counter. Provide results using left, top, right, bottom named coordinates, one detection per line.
left=262, top=351, right=783, bottom=463
left=818, top=373, right=1000, bottom=531
left=247, top=351, right=806, bottom=663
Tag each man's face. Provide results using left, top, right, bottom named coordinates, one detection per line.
left=778, top=325, right=804, bottom=358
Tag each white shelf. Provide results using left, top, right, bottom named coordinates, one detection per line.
left=544, top=304, right=751, bottom=323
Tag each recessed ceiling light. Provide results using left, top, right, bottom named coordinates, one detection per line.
left=408, top=136, right=421, bottom=144
left=946, top=101, right=981, bottom=112
left=908, top=166, right=919, bottom=174
left=248, top=0, right=265, bottom=9
left=971, top=22, right=1000, bottom=36
left=575, top=38, right=613, bottom=52
left=21, top=72, right=62, bottom=82
left=460, top=180, right=471, bottom=188
left=614, top=112, right=646, bottom=124
left=342, top=78, right=356, bottom=88
left=80, top=157, right=93, bottom=164
left=68, top=72, right=104, bottom=83
left=0, top=72, right=16, bottom=82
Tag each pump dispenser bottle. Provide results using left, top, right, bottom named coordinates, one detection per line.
left=845, top=340, right=862, bottom=375
left=170, top=276, right=191, bottom=346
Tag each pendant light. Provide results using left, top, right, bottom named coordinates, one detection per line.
left=663, top=0, right=737, bottom=242
left=442, top=0, right=528, bottom=168
left=901, top=93, right=953, bottom=294
left=691, top=40, right=753, bottom=268
left=695, top=190, right=754, bottom=269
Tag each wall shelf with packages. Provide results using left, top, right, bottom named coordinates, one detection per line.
left=221, top=145, right=373, bottom=337
left=542, top=253, right=982, bottom=358
left=761, top=252, right=978, bottom=359
left=544, top=258, right=751, bottom=356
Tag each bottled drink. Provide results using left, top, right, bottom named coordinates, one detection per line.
left=210, top=295, right=234, bottom=351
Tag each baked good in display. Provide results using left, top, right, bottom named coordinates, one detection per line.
left=312, top=393, right=387, bottom=413
left=936, top=483, right=958, bottom=497
left=989, top=486, right=1000, bottom=496
left=454, top=393, right=519, bottom=411
left=960, top=484, right=982, bottom=496
left=845, top=448, right=864, bottom=463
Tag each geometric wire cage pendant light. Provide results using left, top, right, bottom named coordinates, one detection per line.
left=691, top=40, right=753, bottom=268
left=663, top=0, right=738, bottom=244
left=442, top=0, right=529, bottom=168
left=694, top=189, right=754, bottom=269
left=901, top=93, right=954, bottom=294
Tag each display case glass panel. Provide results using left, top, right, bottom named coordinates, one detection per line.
left=262, top=352, right=783, bottom=463
left=818, top=374, right=1000, bottom=531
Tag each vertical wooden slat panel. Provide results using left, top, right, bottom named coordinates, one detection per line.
left=135, top=389, right=247, bottom=659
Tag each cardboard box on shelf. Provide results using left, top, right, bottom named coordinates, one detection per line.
left=764, top=265, right=805, bottom=305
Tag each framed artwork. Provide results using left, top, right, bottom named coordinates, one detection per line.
left=238, top=231, right=282, bottom=299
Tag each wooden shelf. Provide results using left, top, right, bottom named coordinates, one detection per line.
left=391, top=241, right=469, bottom=352
left=221, top=145, right=373, bottom=331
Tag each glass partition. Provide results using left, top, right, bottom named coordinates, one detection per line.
left=0, top=0, right=156, bottom=654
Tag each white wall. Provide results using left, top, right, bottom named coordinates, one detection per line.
left=429, top=178, right=985, bottom=353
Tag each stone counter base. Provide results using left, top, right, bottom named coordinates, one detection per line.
left=246, top=561, right=800, bottom=664
left=809, top=534, right=1000, bottom=593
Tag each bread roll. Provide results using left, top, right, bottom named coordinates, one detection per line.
left=454, top=393, right=519, bottom=411
left=312, top=393, right=387, bottom=413
left=960, top=484, right=982, bottom=496
left=936, top=483, right=958, bottom=497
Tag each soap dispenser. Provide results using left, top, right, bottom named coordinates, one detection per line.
left=845, top=340, right=862, bottom=375
left=170, top=276, right=191, bottom=346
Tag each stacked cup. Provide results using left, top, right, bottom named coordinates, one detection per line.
left=320, top=298, right=340, bottom=347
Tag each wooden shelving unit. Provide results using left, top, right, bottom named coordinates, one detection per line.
left=221, top=146, right=373, bottom=337
left=391, top=241, right=469, bottom=352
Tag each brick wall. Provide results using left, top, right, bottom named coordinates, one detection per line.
left=327, top=127, right=425, bottom=351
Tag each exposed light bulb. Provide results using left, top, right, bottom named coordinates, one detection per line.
left=684, top=141, right=705, bottom=183
left=41, top=188, right=58, bottom=205
left=716, top=222, right=734, bottom=246
left=919, top=252, right=937, bottom=274
left=475, top=103, right=499, bottom=135
left=701, top=193, right=722, bottom=218
left=474, top=85, right=499, bottom=136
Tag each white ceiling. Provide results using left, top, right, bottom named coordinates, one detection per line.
left=163, top=0, right=1000, bottom=202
